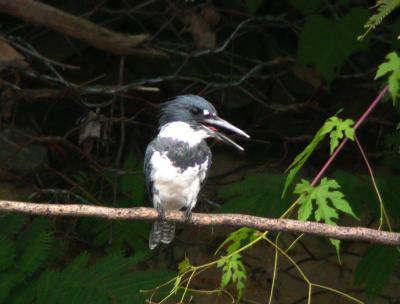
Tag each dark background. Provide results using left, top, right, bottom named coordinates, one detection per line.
left=0, top=0, right=399, bottom=303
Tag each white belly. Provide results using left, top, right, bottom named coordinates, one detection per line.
left=150, top=151, right=208, bottom=211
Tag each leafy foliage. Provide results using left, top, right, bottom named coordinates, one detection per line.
left=0, top=212, right=172, bottom=303
left=375, top=52, right=400, bottom=104
left=76, top=152, right=150, bottom=255
left=294, top=177, right=358, bottom=258
left=294, top=178, right=358, bottom=223
left=360, top=0, right=400, bottom=39
left=298, top=8, right=370, bottom=83
left=217, top=253, right=246, bottom=299
left=355, top=245, right=399, bottom=297
left=216, top=228, right=257, bottom=300
left=117, top=152, right=145, bottom=206
left=216, top=228, right=258, bottom=255
left=323, top=116, right=355, bottom=154
left=218, top=173, right=292, bottom=217
left=34, top=252, right=173, bottom=303
left=282, top=115, right=355, bottom=196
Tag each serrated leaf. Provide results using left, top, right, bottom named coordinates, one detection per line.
left=329, top=190, right=359, bottom=219
left=216, top=227, right=257, bottom=255
left=294, top=177, right=358, bottom=224
left=360, top=0, right=400, bottom=39
left=375, top=52, right=400, bottom=105
left=16, top=218, right=53, bottom=275
left=283, top=115, right=356, bottom=196
left=322, top=116, right=355, bottom=154
left=178, top=256, right=191, bottom=274
left=283, top=127, right=327, bottom=197
left=330, top=238, right=342, bottom=264
left=355, top=245, right=399, bottom=297
left=217, top=253, right=246, bottom=300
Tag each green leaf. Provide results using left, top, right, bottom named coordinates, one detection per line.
left=79, top=214, right=150, bottom=255
left=360, top=0, right=400, bottom=39
left=118, top=152, right=145, bottom=206
left=282, top=125, right=327, bottom=197
left=217, top=253, right=247, bottom=300
left=294, top=178, right=358, bottom=224
left=355, top=245, right=399, bottom=297
left=298, top=9, right=370, bottom=84
left=218, top=173, right=292, bottom=216
left=16, top=218, right=53, bottom=275
left=35, top=251, right=174, bottom=303
left=0, top=269, right=25, bottom=302
left=283, top=115, right=355, bottom=196
left=322, top=117, right=355, bottom=154
left=375, top=52, right=400, bottom=105
left=330, top=238, right=342, bottom=264
left=0, top=214, right=28, bottom=236
left=178, top=256, right=191, bottom=274
left=216, top=227, right=257, bottom=255
left=0, top=236, right=16, bottom=271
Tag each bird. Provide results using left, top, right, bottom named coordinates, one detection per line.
left=144, top=95, right=249, bottom=250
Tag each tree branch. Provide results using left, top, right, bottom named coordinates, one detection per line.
left=0, top=0, right=166, bottom=57
left=0, top=200, right=399, bottom=246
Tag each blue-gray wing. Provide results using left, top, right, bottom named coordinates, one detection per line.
left=144, top=139, right=157, bottom=202
left=199, top=142, right=212, bottom=188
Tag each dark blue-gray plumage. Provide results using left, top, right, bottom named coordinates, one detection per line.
left=144, top=95, right=249, bottom=249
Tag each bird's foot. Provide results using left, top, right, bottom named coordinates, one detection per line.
left=156, top=206, right=166, bottom=220
left=184, top=209, right=192, bottom=222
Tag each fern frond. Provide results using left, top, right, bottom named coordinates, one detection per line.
left=6, top=280, right=36, bottom=304
left=0, top=269, right=25, bottom=302
left=16, top=218, right=53, bottom=275
left=360, top=0, right=400, bottom=39
left=35, top=252, right=174, bottom=303
left=0, top=236, right=16, bottom=271
left=0, top=214, right=28, bottom=236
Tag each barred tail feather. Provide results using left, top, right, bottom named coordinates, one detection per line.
left=149, top=221, right=175, bottom=250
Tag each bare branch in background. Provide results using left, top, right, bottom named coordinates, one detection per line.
left=0, top=0, right=167, bottom=57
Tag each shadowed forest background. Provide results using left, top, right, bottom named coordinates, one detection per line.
left=0, top=0, right=399, bottom=303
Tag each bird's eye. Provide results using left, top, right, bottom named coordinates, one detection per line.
left=191, top=107, right=201, bottom=114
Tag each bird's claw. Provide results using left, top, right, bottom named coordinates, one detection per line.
left=184, top=209, right=192, bottom=222
left=156, top=206, right=166, bottom=220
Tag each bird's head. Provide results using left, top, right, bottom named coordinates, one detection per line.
left=159, top=95, right=250, bottom=150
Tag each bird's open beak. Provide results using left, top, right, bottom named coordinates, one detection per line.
left=202, top=117, right=250, bottom=151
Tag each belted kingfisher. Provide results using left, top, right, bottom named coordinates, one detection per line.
left=144, top=95, right=249, bottom=250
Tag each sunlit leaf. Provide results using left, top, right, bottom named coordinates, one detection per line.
left=375, top=52, right=400, bottom=104
left=294, top=178, right=358, bottom=223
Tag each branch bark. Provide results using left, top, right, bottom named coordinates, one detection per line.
left=0, top=200, right=399, bottom=246
left=0, top=0, right=167, bottom=57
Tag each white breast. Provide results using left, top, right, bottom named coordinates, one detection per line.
left=150, top=151, right=208, bottom=211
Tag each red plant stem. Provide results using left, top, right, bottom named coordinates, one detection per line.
left=311, top=85, right=389, bottom=186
